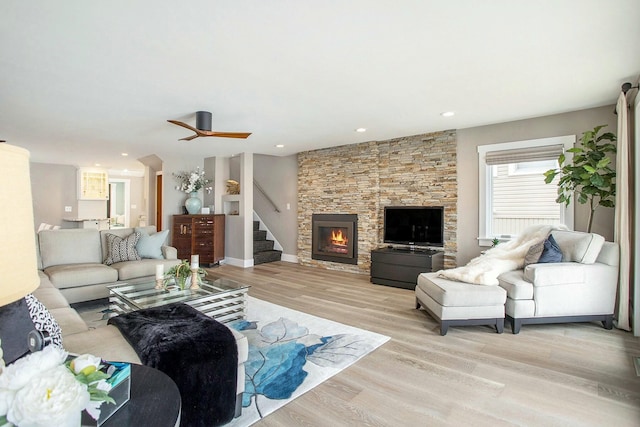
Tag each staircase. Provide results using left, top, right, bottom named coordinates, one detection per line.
left=253, top=221, right=282, bottom=265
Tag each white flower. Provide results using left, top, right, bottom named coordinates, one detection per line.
left=0, top=347, right=69, bottom=419
left=173, top=168, right=212, bottom=194
left=7, top=365, right=89, bottom=427
left=0, top=346, right=68, bottom=392
left=0, top=347, right=116, bottom=426
left=0, top=388, right=14, bottom=418
left=69, top=354, right=101, bottom=377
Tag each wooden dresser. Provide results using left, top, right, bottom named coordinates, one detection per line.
left=171, top=214, right=225, bottom=266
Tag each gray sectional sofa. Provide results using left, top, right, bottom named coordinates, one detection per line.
left=34, top=269, right=248, bottom=419
left=37, top=226, right=182, bottom=303
left=33, top=225, right=248, bottom=418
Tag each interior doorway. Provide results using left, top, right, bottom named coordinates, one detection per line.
left=108, top=178, right=131, bottom=228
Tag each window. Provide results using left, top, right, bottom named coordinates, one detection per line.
left=477, top=135, right=575, bottom=246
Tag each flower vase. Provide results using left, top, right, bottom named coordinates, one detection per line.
left=185, top=191, right=202, bottom=215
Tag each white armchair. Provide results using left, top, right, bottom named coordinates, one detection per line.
left=497, top=230, right=619, bottom=334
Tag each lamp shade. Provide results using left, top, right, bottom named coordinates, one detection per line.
left=0, top=143, right=39, bottom=306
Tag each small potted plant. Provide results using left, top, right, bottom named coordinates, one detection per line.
left=164, top=260, right=205, bottom=290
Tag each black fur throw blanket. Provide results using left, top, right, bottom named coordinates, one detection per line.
left=108, top=303, right=238, bottom=427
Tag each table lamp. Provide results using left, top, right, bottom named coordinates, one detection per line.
left=0, top=143, right=41, bottom=365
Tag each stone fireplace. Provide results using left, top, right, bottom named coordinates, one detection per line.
left=298, top=130, right=457, bottom=274
left=311, top=214, right=358, bottom=264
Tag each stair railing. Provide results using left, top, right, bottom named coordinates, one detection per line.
left=254, top=180, right=281, bottom=213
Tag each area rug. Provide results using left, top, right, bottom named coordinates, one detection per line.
left=76, top=296, right=390, bottom=426
left=227, top=296, right=389, bottom=426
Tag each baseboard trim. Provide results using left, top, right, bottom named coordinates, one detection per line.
left=222, top=257, right=254, bottom=268
left=280, top=253, right=298, bottom=263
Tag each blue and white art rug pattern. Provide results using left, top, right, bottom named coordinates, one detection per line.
left=227, top=296, right=390, bottom=426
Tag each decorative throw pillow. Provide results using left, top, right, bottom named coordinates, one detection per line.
left=104, top=232, right=141, bottom=265
left=135, top=229, right=169, bottom=259
left=538, top=234, right=563, bottom=263
left=25, top=293, right=63, bottom=349
left=523, top=240, right=545, bottom=266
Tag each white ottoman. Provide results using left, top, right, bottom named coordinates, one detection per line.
left=415, top=272, right=507, bottom=335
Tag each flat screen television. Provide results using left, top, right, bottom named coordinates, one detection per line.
left=383, top=206, right=444, bottom=247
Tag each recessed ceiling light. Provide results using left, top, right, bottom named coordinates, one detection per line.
left=275, top=144, right=284, bottom=148
left=440, top=111, right=455, bottom=117
left=355, top=128, right=367, bottom=133
left=121, top=152, right=128, bottom=156
left=95, top=163, right=101, bottom=167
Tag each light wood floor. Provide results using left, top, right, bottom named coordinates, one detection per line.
left=206, top=261, right=640, bottom=427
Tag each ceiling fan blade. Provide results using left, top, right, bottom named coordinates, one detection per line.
left=179, top=134, right=200, bottom=141
left=168, top=117, right=250, bottom=140
left=203, top=131, right=252, bottom=139
left=167, top=119, right=199, bottom=133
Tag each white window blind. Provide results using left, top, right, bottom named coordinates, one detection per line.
left=476, top=135, right=575, bottom=246
left=484, top=144, right=564, bottom=166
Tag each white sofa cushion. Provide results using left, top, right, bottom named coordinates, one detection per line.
left=596, top=242, right=620, bottom=267
left=44, top=263, right=118, bottom=289
left=550, top=230, right=605, bottom=264
left=39, top=229, right=103, bottom=268
left=497, top=270, right=533, bottom=300
left=50, top=307, right=90, bottom=336
left=111, top=258, right=181, bottom=281
left=63, top=325, right=142, bottom=364
left=417, top=272, right=506, bottom=307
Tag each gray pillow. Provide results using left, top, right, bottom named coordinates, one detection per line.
left=104, top=232, right=141, bottom=265
left=524, top=240, right=545, bottom=267
left=135, top=229, right=169, bottom=259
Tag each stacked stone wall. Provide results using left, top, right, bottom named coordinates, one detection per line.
left=298, top=130, right=457, bottom=274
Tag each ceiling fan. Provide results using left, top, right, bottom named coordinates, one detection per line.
left=167, top=111, right=251, bottom=141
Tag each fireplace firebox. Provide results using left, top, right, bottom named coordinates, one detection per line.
left=311, top=214, right=358, bottom=264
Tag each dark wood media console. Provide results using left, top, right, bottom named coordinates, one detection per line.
left=370, top=247, right=444, bottom=290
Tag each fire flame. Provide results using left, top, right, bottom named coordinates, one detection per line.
left=331, top=229, right=348, bottom=246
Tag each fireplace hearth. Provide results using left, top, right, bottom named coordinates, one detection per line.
left=312, top=214, right=358, bottom=264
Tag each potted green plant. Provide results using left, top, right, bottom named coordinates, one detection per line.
left=543, top=125, right=616, bottom=233
left=164, top=260, right=205, bottom=290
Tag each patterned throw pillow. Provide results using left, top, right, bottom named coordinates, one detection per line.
left=104, top=232, right=141, bottom=265
left=25, top=293, right=63, bottom=349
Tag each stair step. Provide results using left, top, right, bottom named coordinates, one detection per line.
left=253, top=221, right=260, bottom=231
left=254, top=250, right=282, bottom=265
left=254, top=239, right=275, bottom=253
left=253, top=230, right=267, bottom=241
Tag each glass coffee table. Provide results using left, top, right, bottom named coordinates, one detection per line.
left=108, top=277, right=250, bottom=324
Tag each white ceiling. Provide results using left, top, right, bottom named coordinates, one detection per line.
left=2, top=1, right=639, bottom=173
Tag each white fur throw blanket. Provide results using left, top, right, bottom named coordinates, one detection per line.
left=438, top=224, right=568, bottom=286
